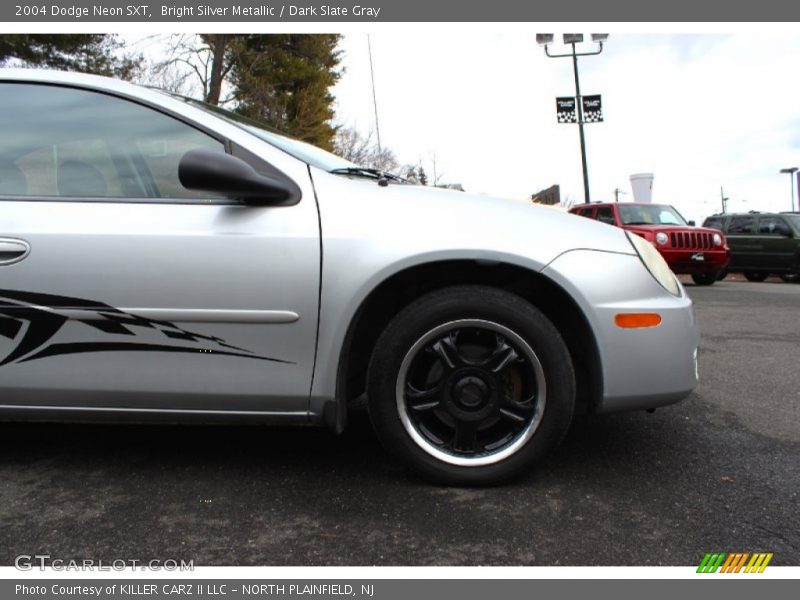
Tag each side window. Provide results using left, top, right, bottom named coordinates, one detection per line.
left=758, top=217, right=791, bottom=236
left=704, top=217, right=725, bottom=231
left=0, top=83, right=225, bottom=201
left=728, top=216, right=756, bottom=234
left=595, top=206, right=616, bottom=225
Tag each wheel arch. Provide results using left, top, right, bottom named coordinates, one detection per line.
left=332, top=259, right=603, bottom=430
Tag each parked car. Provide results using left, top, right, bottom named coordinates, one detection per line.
left=571, top=202, right=730, bottom=286
left=702, top=212, right=800, bottom=282
left=0, top=70, right=699, bottom=485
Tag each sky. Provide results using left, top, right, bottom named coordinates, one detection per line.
left=330, top=31, right=800, bottom=223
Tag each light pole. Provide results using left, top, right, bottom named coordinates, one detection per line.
left=779, top=167, right=798, bottom=212
left=537, top=33, right=607, bottom=204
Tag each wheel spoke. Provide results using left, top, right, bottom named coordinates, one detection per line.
left=406, top=383, right=442, bottom=411
left=452, top=421, right=478, bottom=453
left=481, top=339, right=519, bottom=373
left=430, top=334, right=464, bottom=369
left=410, top=400, right=440, bottom=412
left=499, top=391, right=535, bottom=423
left=499, top=406, right=528, bottom=423
left=406, top=382, right=438, bottom=400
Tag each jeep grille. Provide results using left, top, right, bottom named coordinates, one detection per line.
left=670, top=231, right=714, bottom=249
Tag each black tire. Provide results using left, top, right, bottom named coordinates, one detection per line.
left=691, top=272, right=717, bottom=286
left=744, top=272, right=768, bottom=282
left=716, top=269, right=728, bottom=281
left=779, top=273, right=799, bottom=283
left=366, top=285, right=575, bottom=486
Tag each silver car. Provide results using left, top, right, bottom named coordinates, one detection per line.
left=0, top=70, right=698, bottom=484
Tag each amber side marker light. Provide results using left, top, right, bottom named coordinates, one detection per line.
left=615, top=313, right=662, bottom=328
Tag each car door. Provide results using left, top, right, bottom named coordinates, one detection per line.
left=725, top=215, right=758, bottom=269
left=0, top=81, right=320, bottom=414
left=755, top=216, right=795, bottom=271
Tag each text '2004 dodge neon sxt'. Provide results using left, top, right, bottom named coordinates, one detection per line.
left=0, top=70, right=698, bottom=484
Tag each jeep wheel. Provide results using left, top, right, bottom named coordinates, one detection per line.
left=366, top=285, right=575, bottom=486
left=744, top=272, right=768, bottom=282
left=691, top=272, right=717, bottom=286
left=779, top=274, right=799, bottom=283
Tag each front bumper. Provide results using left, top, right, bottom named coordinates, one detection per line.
left=542, top=249, right=699, bottom=413
left=661, top=248, right=730, bottom=275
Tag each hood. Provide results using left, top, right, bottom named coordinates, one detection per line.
left=624, top=223, right=722, bottom=235
left=311, top=168, right=636, bottom=270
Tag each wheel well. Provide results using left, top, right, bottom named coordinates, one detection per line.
left=338, top=260, right=602, bottom=415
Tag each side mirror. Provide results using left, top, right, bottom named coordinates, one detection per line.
left=179, top=148, right=297, bottom=206
left=688, top=220, right=696, bottom=226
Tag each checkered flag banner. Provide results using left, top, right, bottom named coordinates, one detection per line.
left=582, top=95, right=603, bottom=123
left=556, top=97, right=577, bottom=123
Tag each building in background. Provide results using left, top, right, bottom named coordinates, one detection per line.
left=531, top=184, right=561, bottom=206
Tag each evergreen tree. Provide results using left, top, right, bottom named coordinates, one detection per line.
left=0, top=34, right=140, bottom=79
left=229, top=34, right=342, bottom=151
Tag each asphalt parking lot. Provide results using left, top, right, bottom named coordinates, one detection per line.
left=1, top=278, right=798, bottom=566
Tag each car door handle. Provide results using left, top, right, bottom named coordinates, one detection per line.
left=0, top=238, right=31, bottom=265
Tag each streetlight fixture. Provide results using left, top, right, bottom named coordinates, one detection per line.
left=779, top=167, right=798, bottom=212
left=537, top=33, right=608, bottom=203
left=562, top=34, right=584, bottom=44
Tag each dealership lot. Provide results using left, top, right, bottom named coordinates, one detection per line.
left=0, top=279, right=798, bottom=566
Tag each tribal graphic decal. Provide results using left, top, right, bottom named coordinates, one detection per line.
left=0, top=289, right=293, bottom=366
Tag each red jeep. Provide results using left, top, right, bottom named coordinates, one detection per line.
left=570, top=202, right=730, bottom=285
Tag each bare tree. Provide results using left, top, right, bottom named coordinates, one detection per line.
left=430, top=153, right=446, bottom=187
left=334, top=126, right=399, bottom=172
left=144, top=34, right=234, bottom=104
left=137, top=57, right=194, bottom=96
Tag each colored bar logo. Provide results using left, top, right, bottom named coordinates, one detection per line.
left=697, top=552, right=773, bottom=573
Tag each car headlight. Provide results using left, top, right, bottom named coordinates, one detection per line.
left=655, top=232, right=669, bottom=246
left=713, top=233, right=722, bottom=246
left=625, top=231, right=681, bottom=297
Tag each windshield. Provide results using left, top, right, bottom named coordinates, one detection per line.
left=173, top=95, right=358, bottom=171
left=618, top=204, right=688, bottom=226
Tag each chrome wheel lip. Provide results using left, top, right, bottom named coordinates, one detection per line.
left=395, top=318, right=547, bottom=467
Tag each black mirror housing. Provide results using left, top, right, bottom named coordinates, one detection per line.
left=179, top=148, right=299, bottom=206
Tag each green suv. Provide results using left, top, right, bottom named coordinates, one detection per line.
left=702, top=212, right=800, bottom=282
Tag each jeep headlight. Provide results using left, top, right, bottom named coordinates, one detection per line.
left=713, top=233, right=722, bottom=246
left=626, top=231, right=681, bottom=296
left=655, top=232, right=669, bottom=246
